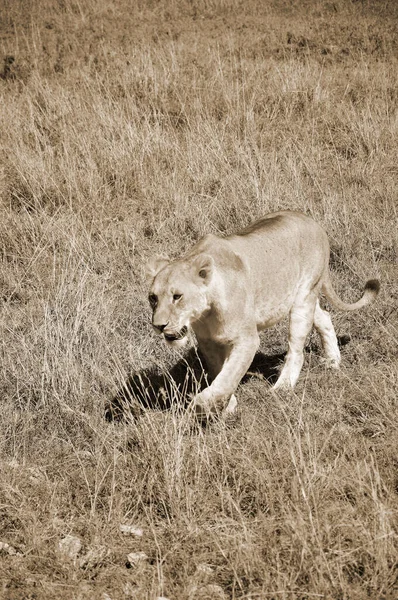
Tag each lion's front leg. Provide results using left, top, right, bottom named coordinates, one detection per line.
left=193, top=335, right=259, bottom=420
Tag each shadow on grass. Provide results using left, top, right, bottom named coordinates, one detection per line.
left=105, top=349, right=285, bottom=422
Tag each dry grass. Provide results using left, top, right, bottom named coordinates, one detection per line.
left=0, top=1, right=397, bottom=598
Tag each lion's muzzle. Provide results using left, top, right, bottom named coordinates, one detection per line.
left=163, top=325, right=188, bottom=342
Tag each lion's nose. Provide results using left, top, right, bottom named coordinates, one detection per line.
left=153, top=322, right=168, bottom=333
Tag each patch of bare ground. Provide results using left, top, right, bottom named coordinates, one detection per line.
left=0, top=1, right=397, bottom=598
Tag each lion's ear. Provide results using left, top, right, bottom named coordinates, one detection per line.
left=191, top=253, right=214, bottom=283
left=146, top=256, right=169, bottom=282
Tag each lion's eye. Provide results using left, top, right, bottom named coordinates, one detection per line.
left=173, top=293, right=182, bottom=302
left=149, top=294, right=158, bottom=307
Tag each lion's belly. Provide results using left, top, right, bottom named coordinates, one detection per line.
left=255, top=293, right=295, bottom=330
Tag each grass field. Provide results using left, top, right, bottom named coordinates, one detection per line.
left=0, top=1, right=397, bottom=598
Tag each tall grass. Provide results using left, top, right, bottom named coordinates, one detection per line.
left=0, top=1, right=397, bottom=598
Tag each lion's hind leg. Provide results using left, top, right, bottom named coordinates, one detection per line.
left=273, top=292, right=317, bottom=391
left=313, top=299, right=340, bottom=368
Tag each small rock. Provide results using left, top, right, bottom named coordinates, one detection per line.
left=0, top=541, right=19, bottom=556
left=119, top=524, right=144, bottom=537
left=102, top=594, right=112, bottom=600
left=126, top=551, right=149, bottom=567
left=188, top=583, right=227, bottom=600
left=195, top=563, right=214, bottom=576
left=79, top=546, right=109, bottom=569
left=28, top=466, right=45, bottom=483
left=58, top=535, right=82, bottom=561
left=124, top=582, right=139, bottom=596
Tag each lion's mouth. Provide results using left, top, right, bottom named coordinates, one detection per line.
left=164, top=326, right=188, bottom=342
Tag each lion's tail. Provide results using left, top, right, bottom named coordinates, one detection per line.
left=322, top=274, right=380, bottom=311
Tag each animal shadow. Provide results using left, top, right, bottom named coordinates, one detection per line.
left=105, top=349, right=284, bottom=422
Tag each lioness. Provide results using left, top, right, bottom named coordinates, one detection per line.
left=146, top=211, right=380, bottom=419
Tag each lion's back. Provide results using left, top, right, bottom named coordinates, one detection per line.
left=222, top=211, right=329, bottom=307
left=186, top=211, right=329, bottom=304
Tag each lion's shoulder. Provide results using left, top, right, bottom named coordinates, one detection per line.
left=189, top=233, right=246, bottom=274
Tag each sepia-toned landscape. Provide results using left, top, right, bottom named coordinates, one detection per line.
left=0, top=1, right=397, bottom=598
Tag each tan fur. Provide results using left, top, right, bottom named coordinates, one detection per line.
left=147, top=211, right=380, bottom=419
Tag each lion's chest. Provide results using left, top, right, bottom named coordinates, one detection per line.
left=192, top=314, right=234, bottom=345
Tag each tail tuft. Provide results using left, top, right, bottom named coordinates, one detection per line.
left=322, top=276, right=380, bottom=311
left=365, top=279, right=381, bottom=296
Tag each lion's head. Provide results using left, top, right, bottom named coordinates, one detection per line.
left=146, top=253, right=214, bottom=348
